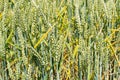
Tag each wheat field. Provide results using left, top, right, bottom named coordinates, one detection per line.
left=0, top=0, right=120, bottom=80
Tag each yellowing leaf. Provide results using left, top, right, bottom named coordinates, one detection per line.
left=66, top=69, right=71, bottom=80
left=106, top=40, right=119, bottom=66
left=34, top=27, right=53, bottom=48
left=11, top=0, right=15, bottom=3
left=0, top=12, right=2, bottom=19
left=89, top=71, right=95, bottom=80
left=57, top=6, right=67, bottom=18
left=6, top=30, right=13, bottom=43
left=73, top=45, right=79, bottom=58
left=119, top=61, right=120, bottom=67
